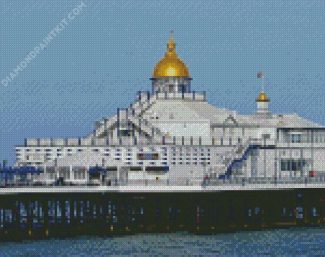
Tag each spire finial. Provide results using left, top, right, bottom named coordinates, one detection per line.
left=167, top=30, right=176, bottom=52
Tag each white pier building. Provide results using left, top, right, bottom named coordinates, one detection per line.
left=14, top=34, right=325, bottom=187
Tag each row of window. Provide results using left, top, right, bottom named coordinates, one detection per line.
left=172, top=157, right=210, bottom=161
left=280, top=159, right=307, bottom=171
left=171, top=153, right=210, bottom=157
left=288, top=134, right=325, bottom=143
left=17, top=146, right=213, bottom=154
left=171, top=162, right=210, bottom=165
left=46, top=170, right=86, bottom=180
left=125, top=161, right=168, bottom=166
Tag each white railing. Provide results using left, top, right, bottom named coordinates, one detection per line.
left=206, top=175, right=325, bottom=186
left=23, top=137, right=261, bottom=147
left=2, top=175, right=325, bottom=189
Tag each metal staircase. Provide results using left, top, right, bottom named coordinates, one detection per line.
left=90, top=91, right=164, bottom=141
left=219, top=138, right=261, bottom=179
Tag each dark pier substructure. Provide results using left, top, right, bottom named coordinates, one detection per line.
left=0, top=189, right=324, bottom=241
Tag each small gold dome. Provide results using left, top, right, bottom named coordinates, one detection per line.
left=153, top=33, right=190, bottom=78
left=256, top=91, right=270, bottom=102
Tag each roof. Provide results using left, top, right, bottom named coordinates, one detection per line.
left=141, top=98, right=323, bottom=129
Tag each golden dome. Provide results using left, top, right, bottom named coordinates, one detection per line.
left=153, top=33, right=190, bottom=78
left=256, top=91, right=270, bottom=102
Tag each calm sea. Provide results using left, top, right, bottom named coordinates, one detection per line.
left=0, top=227, right=324, bottom=256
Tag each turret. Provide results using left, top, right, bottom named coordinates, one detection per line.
left=256, top=91, right=270, bottom=114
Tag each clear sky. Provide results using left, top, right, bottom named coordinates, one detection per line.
left=0, top=0, right=324, bottom=163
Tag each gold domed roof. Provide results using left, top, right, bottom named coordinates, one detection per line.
left=153, top=33, right=190, bottom=78
left=256, top=91, right=270, bottom=102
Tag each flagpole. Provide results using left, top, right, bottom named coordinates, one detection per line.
left=257, top=71, right=265, bottom=92
left=262, top=75, right=265, bottom=92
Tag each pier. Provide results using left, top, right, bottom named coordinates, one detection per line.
left=0, top=183, right=324, bottom=241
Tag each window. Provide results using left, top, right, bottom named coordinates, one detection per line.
left=137, top=153, right=159, bottom=160
left=280, top=159, right=306, bottom=171
left=290, top=134, right=302, bottom=143
left=145, top=166, right=169, bottom=175
left=74, top=169, right=86, bottom=180
left=59, top=167, right=70, bottom=180
left=130, top=166, right=142, bottom=171
left=119, top=130, right=134, bottom=137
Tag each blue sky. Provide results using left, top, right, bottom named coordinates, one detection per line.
left=0, top=0, right=324, bottom=163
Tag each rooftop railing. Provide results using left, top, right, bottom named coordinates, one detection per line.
left=205, top=175, right=325, bottom=186
left=22, top=136, right=247, bottom=147
left=1, top=174, right=325, bottom=189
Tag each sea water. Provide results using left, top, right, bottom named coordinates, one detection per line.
left=0, top=227, right=324, bottom=256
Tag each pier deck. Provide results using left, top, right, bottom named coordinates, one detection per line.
left=0, top=181, right=324, bottom=241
